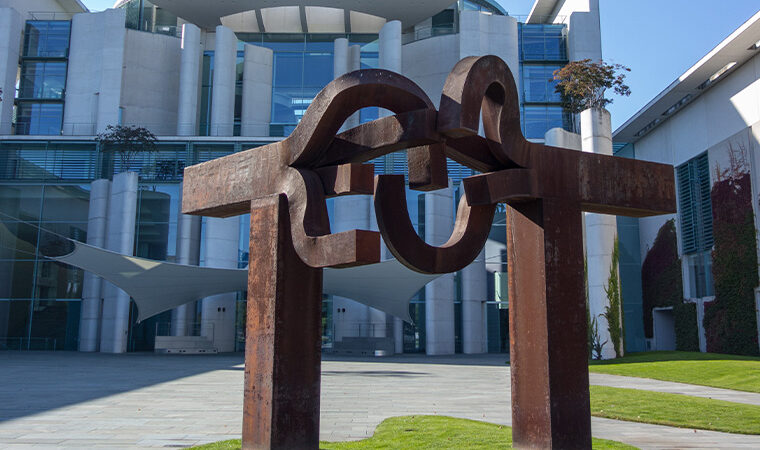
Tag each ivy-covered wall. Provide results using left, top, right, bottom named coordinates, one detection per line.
left=704, top=171, right=760, bottom=355
left=641, top=220, right=699, bottom=351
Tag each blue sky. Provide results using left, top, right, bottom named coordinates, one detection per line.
left=82, top=0, right=760, bottom=129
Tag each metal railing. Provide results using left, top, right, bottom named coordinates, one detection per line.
left=402, top=24, right=458, bottom=45
left=332, top=321, right=395, bottom=339
left=154, top=321, right=215, bottom=342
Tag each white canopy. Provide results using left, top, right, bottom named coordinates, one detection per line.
left=54, top=240, right=437, bottom=323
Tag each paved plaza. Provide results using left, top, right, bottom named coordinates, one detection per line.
left=1, top=352, right=759, bottom=449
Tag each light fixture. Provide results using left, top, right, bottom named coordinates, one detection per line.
left=749, top=38, right=760, bottom=51
left=698, top=61, right=737, bottom=90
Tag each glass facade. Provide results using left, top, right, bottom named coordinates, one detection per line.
left=518, top=23, right=571, bottom=139
left=121, top=0, right=180, bottom=36
left=15, top=21, right=71, bottom=136
left=200, top=34, right=380, bottom=137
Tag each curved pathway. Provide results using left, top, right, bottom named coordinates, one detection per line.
left=0, top=352, right=758, bottom=449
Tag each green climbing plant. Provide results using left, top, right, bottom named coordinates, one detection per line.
left=602, top=238, right=624, bottom=358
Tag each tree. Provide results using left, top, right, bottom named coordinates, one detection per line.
left=96, top=124, right=158, bottom=173
left=552, top=59, right=631, bottom=117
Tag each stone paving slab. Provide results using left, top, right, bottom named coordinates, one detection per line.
left=0, top=352, right=759, bottom=449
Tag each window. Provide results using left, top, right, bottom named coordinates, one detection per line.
left=15, top=103, right=64, bottom=136
left=522, top=65, right=562, bottom=103
left=519, top=24, right=567, bottom=61
left=677, top=153, right=713, bottom=254
left=521, top=106, right=569, bottom=139
left=15, top=20, right=70, bottom=136
left=18, top=62, right=67, bottom=99
left=23, top=21, right=70, bottom=58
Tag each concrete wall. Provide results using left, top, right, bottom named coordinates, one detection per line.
left=550, top=0, right=602, bottom=62
left=402, top=34, right=460, bottom=108
left=633, top=51, right=760, bottom=258
left=120, top=29, right=181, bottom=136
left=0, top=8, right=22, bottom=135
left=1, top=0, right=76, bottom=20
left=401, top=11, right=519, bottom=108
left=63, top=9, right=127, bottom=135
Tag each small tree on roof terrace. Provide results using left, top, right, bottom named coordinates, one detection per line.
left=553, top=59, right=631, bottom=132
left=96, top=124, right=158, bottom=174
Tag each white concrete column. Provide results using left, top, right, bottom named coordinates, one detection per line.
left=425, top=183, right=456, bottom=355
left=461, top=248, right=487, bottom=354
left=582, top=107, right=618, bottom=359
left=171, top=183, right=201, bottom=336
left=331, top=195, right=373, bottom=341
left=210, top=25, right=237, bottom=137
left=0, top=8, right=22, bottom=135
left=201, top=216, right=239, bottom=352
left=379, top=21, right=402, bottom=73
left=100, top=171, right=138, bottom=353
left=240, top=44, right=273, bottom=137
left=177, top=24, right=202, bottom=136
left=333, top=38, right=349, bottom=77
left=78, top=179, right=111, bottom=351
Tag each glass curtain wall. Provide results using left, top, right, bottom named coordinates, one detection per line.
left=518, top=23, right=572, bottom=139
left=15, top=20, right=71, bottom=135
left=199, top=33, right=379, bottom=137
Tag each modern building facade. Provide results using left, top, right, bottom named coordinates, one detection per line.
left=0, top=0, right=602, bottom=354
left=613, top=10, right=760, bottom=355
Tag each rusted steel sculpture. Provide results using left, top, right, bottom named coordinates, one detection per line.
left=182, top=55, right=676, bottom=449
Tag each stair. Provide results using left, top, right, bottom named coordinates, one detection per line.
left=154, top=336, right=218, bottom=354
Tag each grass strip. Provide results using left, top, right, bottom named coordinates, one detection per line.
left=590, top=385, right=760, bottom=434
left=589, top=351, right=760, bottom=393
left=192, top=415, right=636, bottom=449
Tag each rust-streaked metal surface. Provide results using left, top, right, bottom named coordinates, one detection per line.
left=181, top=54, right=677, bottom=449
left=244, top=194, right=322, bottom=449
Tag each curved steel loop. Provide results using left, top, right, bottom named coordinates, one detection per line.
left=280, top=168, right=380, bottom=268
left=373, top=174, right=496, bottom=274
left=438, top=55, right=531, bottom=169
left=282, top=69, right=436, bottom=168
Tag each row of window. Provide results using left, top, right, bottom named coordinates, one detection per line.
left=15, top=21, right=71, bottom=137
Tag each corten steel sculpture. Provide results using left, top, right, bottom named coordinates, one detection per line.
left=182, top=55, right=676, bottom=449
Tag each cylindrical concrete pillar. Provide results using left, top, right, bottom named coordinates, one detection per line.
left=581, top=107, right=618, bottom=359
left=201, top=216, right=239, bottom=352
left=0, top=8, right=22, bottom=135
left=78, top=179, right=111, bottom=351
left=171, top=183, right=201, bottom=336
left=333, top=38, right=349, bottom=77
left=379, top=20, right=401, bottom=73
left=177, top=23, right=202, bottom=136
left=210, top=25, right=237, bottom=137
left=461, top=248, right=487, bottom=354
left=425, top=182, right=456, bottom=355
left=241, top=44, right=274, bottom=136
left=100, top=171, right=138, bottom=353
left=331, top=195, right=373, bottom=342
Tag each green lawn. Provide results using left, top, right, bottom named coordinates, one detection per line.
left=591, top=385, right=760, bottom=434
left=589, top=351, right=760, bottom=393
left=192, top=416, right=636, bottom=449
